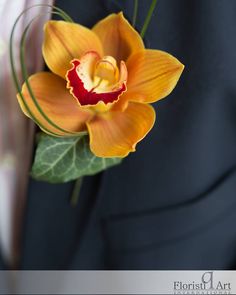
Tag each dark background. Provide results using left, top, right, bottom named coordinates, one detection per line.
left=1, top=0, right=236, bottom=270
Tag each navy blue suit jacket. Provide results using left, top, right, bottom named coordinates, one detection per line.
left=1, top=0, right=236, bottom=270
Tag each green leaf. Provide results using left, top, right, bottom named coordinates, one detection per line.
left=31, top=133, right=122, bottom=183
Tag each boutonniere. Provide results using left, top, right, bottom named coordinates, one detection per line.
left=10, top=2, right=184, bottom=200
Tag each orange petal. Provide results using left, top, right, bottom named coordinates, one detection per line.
left=92, top=12, right=144, bottom=62
left=43, top=21, right=103, bottom=78
left=87, top=102, right=155, bottom=157
left=126, top=49, right=184, bottom=103
left=17, top=72, right=92, bottom=136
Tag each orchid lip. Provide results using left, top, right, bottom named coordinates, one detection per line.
left=66, top=52, right=127, bottom=109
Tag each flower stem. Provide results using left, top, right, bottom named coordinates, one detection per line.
left=9, top=5, right=75, bottom=137
left=20, top=16, right=75, bottom=136
left=140, top=0, right=157, bottom=38
left=132, top=0, right=139, bottom=27
left=70, top=178, right=83, bottom=206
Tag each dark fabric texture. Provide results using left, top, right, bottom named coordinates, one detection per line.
left=0, top=253, right=6, bottom=270
left=6, top=0, right=236, bottom=269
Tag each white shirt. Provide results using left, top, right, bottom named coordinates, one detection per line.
left=0, top=0, right=52, bottom=265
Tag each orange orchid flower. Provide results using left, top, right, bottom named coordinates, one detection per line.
left=17, top=13, right=184, bottom=158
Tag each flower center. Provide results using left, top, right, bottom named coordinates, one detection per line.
left=93, top=56, right=119, bottom=89
left=66, top=52, right=127, bottom=112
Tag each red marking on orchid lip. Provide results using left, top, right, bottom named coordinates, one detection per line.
left=66, top=59, right=126, bottom=106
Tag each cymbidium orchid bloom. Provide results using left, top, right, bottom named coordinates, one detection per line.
left=17, top=13, right=184, bottom=158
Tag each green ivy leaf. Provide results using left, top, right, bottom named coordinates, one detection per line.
left=31, top=133, right=122, bottom=183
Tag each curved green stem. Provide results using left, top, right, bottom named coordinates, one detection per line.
left=20, top=15, right=79, bottom=136
left=9, top=5, right=86, bottom=137
left=140, top=0, right=157, bottom=38
left=132, top=0, right=139, bottom=27
left=10, top=12, right=60, bottom=136
left=70, top=178, right=83, bottom=206
left=19, top=4, right=74, bottom=23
